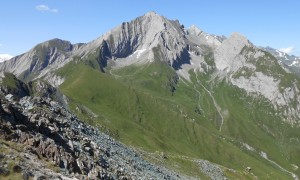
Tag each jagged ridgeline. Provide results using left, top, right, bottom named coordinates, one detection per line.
left=1, top=12, right=300, bottom=179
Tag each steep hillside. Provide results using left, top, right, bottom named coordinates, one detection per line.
left=0, top=93, right=187, bottom=179
left=57, top=60, right=299, bottom=179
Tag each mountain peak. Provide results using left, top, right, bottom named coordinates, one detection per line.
left=214, top=32, right=253, bottom=72
left=139, top=11, right=169, bottom=26
left=144, top=11, right=160, bottom=18
left=228, top=32, right=250, bottom=46
left=138, top=11, right=167, bottom=23
left=33, top=38, right=73, bottom=52
left=187, top=25, right=203, bottom=36
left=83, top=11, right=187, bottom=67
left=38, top=38, right=71, bottom=47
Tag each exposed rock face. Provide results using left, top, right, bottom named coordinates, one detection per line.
left=79, top=12, right=190, bottom=69
left=197, top=160, right=226, bottom=180
left=0, top=12, right=191, bottom=82
left=0, top=72, right=68, bottom=110
left=214, top=33, right=255, bottom=73
left=0, top=94, right=182, bottom=179
left=0, top=39, right=78, bottom=83
left=186, top=25, right=225, bottom=51
left=231, top=72, right=280, bottom=102
left=214, top=36, right=300, bottom=123
left=0, top=12, right=300, bottom=124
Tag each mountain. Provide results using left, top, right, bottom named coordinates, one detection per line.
left=1, top=12, right=300, bottom=179
left=262, top=46, right=300, bottom=75
left=0, top=54, right=13, bottom=63
left=262, top=46, right=300, bottom=63
left=0, top=39, right=83, bottom=86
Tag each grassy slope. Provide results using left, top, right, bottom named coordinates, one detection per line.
left=0, top=140, right=26, bottom=180
left=57, top=58, right=296, bottom=179
left=1, top=72, right=26, bottom=90
left=227, top=48, right=300, bottom=175
left=214, top=80, right=300, bottom=176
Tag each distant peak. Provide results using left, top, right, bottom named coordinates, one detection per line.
left=46, top=38, right=71, bottom=45
left=144, top=11, right=159, bottom=17
left=36, top=38, right=72, bottom=48
left=142, top=11, right=166, bottom=22
left=31, top=38, right=74, bottom=53
left=190, top=25, right=201, bottom=30
left=230, top=32, right=247, bottom=40
left=187, top=25, right=203, bottom=35
left=228, top=32, right=250, bottom=45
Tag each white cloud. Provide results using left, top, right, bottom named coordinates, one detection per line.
left=0, top=54, right=14, bottom=63
left=279, top=46, right=294, bottom=54
left=36, top=5, right=58, bottom=13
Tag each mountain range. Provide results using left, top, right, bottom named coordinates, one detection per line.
left=261, top=46, right=300, bottom=75
left=1, top=12, right=300, bottom=179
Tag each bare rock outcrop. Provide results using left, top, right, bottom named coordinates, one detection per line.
left=0, top=94, right=182, bottom=179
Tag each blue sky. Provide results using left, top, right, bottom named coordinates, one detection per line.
left=1, top=0, right=300, bottom=56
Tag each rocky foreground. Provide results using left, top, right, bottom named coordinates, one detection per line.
left=0, top=94, right=182, bottom=179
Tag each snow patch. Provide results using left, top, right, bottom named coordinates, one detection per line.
left=289, top=60, right=299, bottom=66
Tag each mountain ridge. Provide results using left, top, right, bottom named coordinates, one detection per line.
left=261, top=46, right=300, bottom=76
left=1, top=10, right=300, bottom=127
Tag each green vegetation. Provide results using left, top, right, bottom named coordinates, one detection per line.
left=56, top=54, right=299, bottom=178
left=204, top=52, right=215, bottom=67
left=0, top=140, right=24, bottom=180
left=1, top=72, right=24, bottom=90
left=213, top=80, right=300, bottom=172
left=0, top=72, right=30, bottom=97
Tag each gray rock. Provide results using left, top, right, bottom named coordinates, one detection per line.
left=0, top=95, right=183, bottom=179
